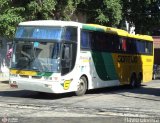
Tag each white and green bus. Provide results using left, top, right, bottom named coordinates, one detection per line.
left=9, top=20, right=153, bottom=96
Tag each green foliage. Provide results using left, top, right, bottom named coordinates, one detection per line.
left=62, top=0, right=81, bottom=20
left=122, top=0, right=160, bottom=34
left=26, top=0, right=81, bottom=20
left=53, top=0, right=82, bottom=20
left=78, top=0, right=122, bottom=26
left=0, top=0, right=25, bottom=38
left=26, top=0, right=57, bottom=20
left=1, top=0, right=160, bottom=37
left=0, top=0, right=83, bottom=38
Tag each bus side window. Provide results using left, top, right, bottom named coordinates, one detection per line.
left=65, top=27, right=77, bottom=42
left=81, top=30, right=91, bottom=49
left=127, top=38, right=136, bottom=54
left=112, top=35, right=119, bottom=52
left=121, top=38, right=127, bottom=52
left=145, top=41, right=152, bottom=54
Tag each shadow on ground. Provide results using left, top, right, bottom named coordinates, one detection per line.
left=0, top=81, right=160, bottom=100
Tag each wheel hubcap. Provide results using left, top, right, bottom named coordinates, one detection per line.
left=131, top=79, right=135, bottom=87
left=78, top=79, right=84, bottom=92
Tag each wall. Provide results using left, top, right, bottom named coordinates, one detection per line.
left=152, top=36, right=160, bottom=65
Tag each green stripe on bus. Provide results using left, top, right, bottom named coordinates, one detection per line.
left=37, top=72, right=53, bottom=77
left=92, top=52, right=118, bottom=81
left=82, top=25, right=105, bottom=32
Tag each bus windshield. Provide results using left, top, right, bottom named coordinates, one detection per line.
left=15, top=26, right=77, bottom=41
left=11, top=25, right=77, bottom=72
left=15, top=26, right=63, bottom=40
left=11, top=41, right=61, bottom=72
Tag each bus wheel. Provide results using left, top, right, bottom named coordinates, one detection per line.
left=75, top=76, right=87, bottom=96
left=136, top=74, right=142, bottom=87
left=130, top=76, right=137, bottom=88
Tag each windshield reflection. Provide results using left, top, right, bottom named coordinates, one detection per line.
left=11, top=41, right=61, bottom=72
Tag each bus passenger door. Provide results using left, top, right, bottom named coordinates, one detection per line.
left=61, top=44, right=72, bottom=75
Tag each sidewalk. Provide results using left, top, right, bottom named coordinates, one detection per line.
left=0, top=79, right=10, bottom=91
left=0, top=72, right=9, bottom=83
left=0, top=79, right=9, bottom=84
left=0, top=80, right=9, bottom=85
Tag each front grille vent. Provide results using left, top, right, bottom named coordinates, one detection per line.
left=32, top=76, right=42, bottom=79
left=20, top=75, right=29, bottom=78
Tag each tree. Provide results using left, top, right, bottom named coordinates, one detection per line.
left=26, top=0, right=82, bottom=20
left=0, top=0, right=123, bottom=38
left=78, top=0, right=122, bottom=26
left=0, top=0, right=25, bottom=38
left=0, top=0, right=83, bottom=37
left=122, top=0, right=160, bottom=34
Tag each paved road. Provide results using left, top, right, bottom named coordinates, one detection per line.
left=0, top=80, right=160, bottom=123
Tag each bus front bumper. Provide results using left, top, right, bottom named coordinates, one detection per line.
left=9, top=78, right=70, bottom=94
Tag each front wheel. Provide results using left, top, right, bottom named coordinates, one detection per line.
left=75, top=76, right=87, bottom=96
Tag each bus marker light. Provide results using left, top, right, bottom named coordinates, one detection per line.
left=53, top=77, right=58, bottom=80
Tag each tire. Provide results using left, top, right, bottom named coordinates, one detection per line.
left=136, top=74, right=142, bottom=87
left=130, top=75, right=137, bottom=88
left=75, top=76, right=87, bottom=96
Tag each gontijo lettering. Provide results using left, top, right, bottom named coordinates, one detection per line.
left=118, top=55, right=138, bottom=63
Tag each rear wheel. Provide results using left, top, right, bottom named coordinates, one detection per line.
left=136, top=74, right=142, bottom=87
left=130, top=75, right=137, bottom=88
left=75, top=76, right=87, bottom=96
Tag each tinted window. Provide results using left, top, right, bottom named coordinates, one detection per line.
left=65, top=27, right=77, bottom=42
left=81, top=30, right=153, bottom=55
left=16, top=26, right=63, bottom=40
left=136, top=40, right=145, bottom=54
left=81, top=30, right=91, bottom=49
left=91, top=32, right=119, bottom=52
left=126, top=38, right=137, bottom=54
left=145, top=42, right=153, bottom=54
left=135, top=40, right=153, bottom=55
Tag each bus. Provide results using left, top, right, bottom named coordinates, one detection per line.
left=9, top=20, right=154, bottom=96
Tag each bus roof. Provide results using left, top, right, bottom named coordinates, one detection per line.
left=83, top=24, right=153, bottom=41
left=128, top=34, right=153, bottom=41
left=18, top=20, right=153, bottom=41
left=82, top=24, right=106, bottom=32
left=18, top=20, right=82, bottom=27
left=83, top=24, right=128, bottom=36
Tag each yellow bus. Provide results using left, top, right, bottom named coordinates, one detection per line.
left=9, top=20, right=153, bottom=96
left=86, top=24, right=154, bottom=87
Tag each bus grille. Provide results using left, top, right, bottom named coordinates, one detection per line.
left=19, top=75, right=29, bottom=78
left=32, top=76, right=42, bottom=79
